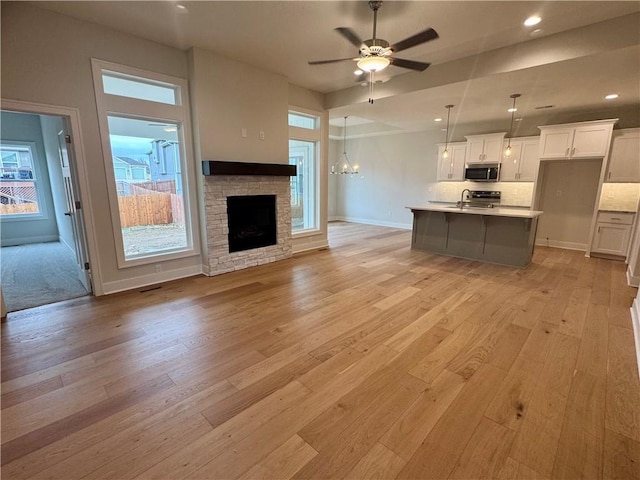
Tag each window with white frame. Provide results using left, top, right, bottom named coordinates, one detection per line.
left=92, top=59, right=197, bottom=267
left=289, top=110, right=321, bottom=233
left=0, top=141, right=44, bottom=218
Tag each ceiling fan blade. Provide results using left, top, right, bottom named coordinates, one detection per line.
left=390, top=28, right=439, bottom=53
left=335, top=27, right=364, bottom=49
left=389, top=57, right=431, bottom=71
left=308, top=58, right=357, bottom=65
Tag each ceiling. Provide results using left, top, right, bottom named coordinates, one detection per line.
left=32, top=1, right=640, bottom=135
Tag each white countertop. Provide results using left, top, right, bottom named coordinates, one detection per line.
left=407, top=204, right=543, bottom=219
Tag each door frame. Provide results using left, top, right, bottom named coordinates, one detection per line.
left=1, top=98, right=103, bottom=295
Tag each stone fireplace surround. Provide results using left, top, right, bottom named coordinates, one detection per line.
left=202, top=161, right=296, bottom=276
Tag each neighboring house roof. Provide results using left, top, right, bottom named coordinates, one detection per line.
left=113, top=156, right=148, bottom=167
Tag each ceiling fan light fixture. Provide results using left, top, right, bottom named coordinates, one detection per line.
left=357, top=56, right=390, bottom=72
left=524, top=16, right=541, bottom=27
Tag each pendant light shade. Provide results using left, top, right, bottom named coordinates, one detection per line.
left=442, top=105, right=454, bottom=160
left=331, top=116, right=359, bottom=175
left=504, top=94, right=521, bottom=158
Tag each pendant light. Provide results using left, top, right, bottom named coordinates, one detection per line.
left=331, top=116, right=359, bottom=175
left=504, top=93, right=521, bottom=158
left=442, top=105, right=454, bottom=159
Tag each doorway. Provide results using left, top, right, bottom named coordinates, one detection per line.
left=535, top=159, right=602, bottom=251
left=1, top=108, right=92, bottom=312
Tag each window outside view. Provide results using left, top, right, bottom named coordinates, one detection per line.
left=107, top=116, right=187, bottom=259
left=0, top=143, right=40, bottom=217
left=288, top=111, right=320, bottom=232
left=289, top=139, right=316, bottom=231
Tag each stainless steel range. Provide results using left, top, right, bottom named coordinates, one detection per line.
left=458, top=190, right=501, bottom=208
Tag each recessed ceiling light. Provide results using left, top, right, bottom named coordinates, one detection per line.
left=530, top=28, right=544, bottom=37
left=175, top=4, right=188, bottom=13
left=507, top=107, right=518, bottom=113
left=354, top=69, right=363, bottom=75
left=524, top=16, right=541, bottom=27
left=434, top=118, right=443, bottom=122
left=605, top=93, right=619, bottom=100
left=515, top=118, right=523, bottom=122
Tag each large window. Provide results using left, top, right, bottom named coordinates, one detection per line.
left=0, top=141, right=43, bottom=217
left=289, top=110, right=321, bottom=233
left=92, top=59, right=197, bottom=267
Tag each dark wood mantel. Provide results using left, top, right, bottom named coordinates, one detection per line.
left=202, top=161, right=296, bottom=177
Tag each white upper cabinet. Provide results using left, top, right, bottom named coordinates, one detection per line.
left=464, top=133, right=506, bottom=164
left=499, top=137, right=540, bottom=182
left=437, top=143, right=466, bottom=181
left=606, top=128, right=640, bottom=182
left=538, top=120, right=616, bottom=160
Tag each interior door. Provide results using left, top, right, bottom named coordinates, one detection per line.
left=58, top=127, right=92, bottom=291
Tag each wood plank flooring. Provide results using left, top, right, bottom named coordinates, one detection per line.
left=2, top=221, right=639, bottom=479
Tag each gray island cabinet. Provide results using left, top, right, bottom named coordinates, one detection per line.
left=407, top=205, right=543, bottom=268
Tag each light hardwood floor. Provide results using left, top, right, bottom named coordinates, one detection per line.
left=2, top=222, right=639, bottom=479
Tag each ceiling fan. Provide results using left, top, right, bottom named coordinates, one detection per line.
left=309, top=0, right=438, bottom=103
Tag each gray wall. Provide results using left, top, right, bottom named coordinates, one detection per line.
left=2, top=3, right=328, bottom=292
left=536, top=160, right=602, bottom=249
left=1, top=3, right=198, bottom=292
left=329, top=130, right=441, bottom=228
left=0, top=111, right=58, bottom=246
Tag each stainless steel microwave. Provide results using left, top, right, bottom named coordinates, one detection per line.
left=464, top=163, right=500, bottom=182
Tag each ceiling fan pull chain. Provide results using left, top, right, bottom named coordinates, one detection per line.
left=369, top=71, right=374, bottom=103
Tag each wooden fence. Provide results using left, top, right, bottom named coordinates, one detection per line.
left=0, top=203, right=39, bottom=215
left=118, top=193, right=184, bottom=228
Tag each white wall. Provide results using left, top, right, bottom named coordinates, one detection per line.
left=0, top=111, right=58, bottom=246
left=39, top=114, right=76, bottom=253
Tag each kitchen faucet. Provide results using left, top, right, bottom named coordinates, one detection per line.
left=459, top=188, right=471, bottom=208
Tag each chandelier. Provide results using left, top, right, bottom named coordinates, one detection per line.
left=331, top=116, right=359, bottom=175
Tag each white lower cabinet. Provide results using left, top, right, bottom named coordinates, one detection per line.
left=591, top=211, right=634, bottom=256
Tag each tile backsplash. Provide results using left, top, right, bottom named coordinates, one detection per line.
left=599, top=183, right=640, bottom=211
left=430, top=181, right=535, bottom=207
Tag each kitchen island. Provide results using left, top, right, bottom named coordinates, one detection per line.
left=407, top=204, right=543, bottom=268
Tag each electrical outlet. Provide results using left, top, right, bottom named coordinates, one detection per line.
left=259, top=131, right=265, bottom=140
left=241, top=128, right=247, bottom=138
left=556, top=190, right=562, bottom=197
left=155, top=264, right=162, bottom=273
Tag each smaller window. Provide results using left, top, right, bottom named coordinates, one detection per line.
left=288, top=112, right=318, bottom=130
left=0, top=142, right=41, bottom=217
left=102, top=71, right=181, bottom=105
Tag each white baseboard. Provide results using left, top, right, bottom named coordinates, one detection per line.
left=631, top=297, right=640, bottom=382
left=627, top=266, right=640, bottom=287
left=101, top=264, right=203, bottom=295
left=292, top=239, right=329, bottom=254
left=534, top=239, right=586, bottom=251
left=59, top=236, right=76, bottom=256
left=1, top=234, right=58, bottom=247
left=331, top=216, right=412, bottom=230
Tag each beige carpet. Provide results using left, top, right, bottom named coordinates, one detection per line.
left=1, top=242, right=89, bottom=312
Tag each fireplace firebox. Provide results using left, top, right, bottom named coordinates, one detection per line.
left=227, top=195, right=277, bottom=253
